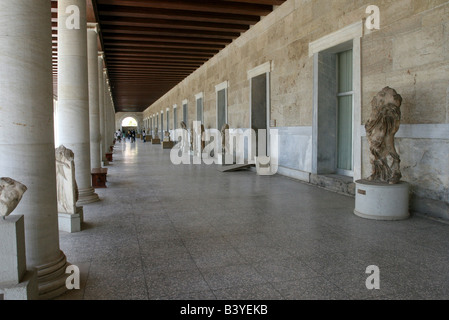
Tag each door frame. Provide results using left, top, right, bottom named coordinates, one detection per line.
left=248, top=61, right=272, bottom=160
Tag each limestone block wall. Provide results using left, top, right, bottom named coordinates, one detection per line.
left=143, top=0, right=449, bottom=220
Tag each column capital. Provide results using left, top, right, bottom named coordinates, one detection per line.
left=87, top=22, right=99, bottom=33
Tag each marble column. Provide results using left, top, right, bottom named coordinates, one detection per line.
left=87, top=23, right=101, bottom=170
left=98, top=53, right=106, bottom=164
left=57, top=0, right=99, bottom=205
left=0, top=0, right=69, bottom=299
left=106, top=80, right=114, bottom=152
left=102, top=69, right=110, bottom=164
left=108, top=95, right=116, bottom=147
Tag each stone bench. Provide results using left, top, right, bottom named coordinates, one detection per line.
left=91, top=168, right=108, bottom=188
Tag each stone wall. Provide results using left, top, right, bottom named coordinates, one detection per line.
left=143, top=0, right=449, bottom=220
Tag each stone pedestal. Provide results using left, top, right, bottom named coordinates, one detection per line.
left=91, top=168, right=108, bottom=189
left=106, top=153, right=113, bottom=162
left=152, top=138, right=161, bottom=145
left=0, top=270, right=38, bottom=300
left=58, top=207, right=83, bottom=233
left=0, top=215, right=26, bottom=285
left=354, top=180, right=410, bottom=221
left=0, top=215, right=38, bottom=300
left=162, top=141, right=175, bottom=149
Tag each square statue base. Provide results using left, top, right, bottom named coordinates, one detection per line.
left=0, top=269, right=38, bottom=300
left=0, top=215, right=38, bottom=300
left=0, top=215, right=26, bottom=285
left=58, top=207, right=84, bottom=233
left=91, top=168, right=108, bottom=188
left=152, top=138, right=161, bottom=145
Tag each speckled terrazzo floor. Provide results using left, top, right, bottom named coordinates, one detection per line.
left=56, top=139, right=449, bottom=300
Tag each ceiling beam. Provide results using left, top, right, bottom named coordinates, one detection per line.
left=96, top=0, right=274, bottom=16
left=98, top=5, right=261, bottom=25
left=103, top=40, right=225, bottom=51
left=99, top=16, right=249, bottom=33
left=100, top=26, right=240, bottom=40
left=102, top=34, right=231, bottom=45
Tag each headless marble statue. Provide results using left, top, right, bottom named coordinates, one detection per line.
left=0, top=177, right=27, bottom=220
left=365, top=87, right=403, bottom=184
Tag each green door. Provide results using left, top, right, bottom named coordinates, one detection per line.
left=337, top=50, right=353, bottom=173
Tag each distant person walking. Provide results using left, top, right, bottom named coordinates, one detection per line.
left=131, top=130, right=136, bottom=143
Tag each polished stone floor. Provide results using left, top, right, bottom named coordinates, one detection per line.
left=57, top=139, right=449, bottom=300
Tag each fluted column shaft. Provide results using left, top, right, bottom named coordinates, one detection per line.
left=87, top=23, right=101, bottom=170
left=0, top=0, right=68, bottom=299
left=57, top=0, right=99, bottom=204
left=102, top=70, right=109, bottom=161
left=98, top=54, right=106, bottom=163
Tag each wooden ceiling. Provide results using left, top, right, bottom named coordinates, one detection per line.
left=52, top=0, right=286, bottom=113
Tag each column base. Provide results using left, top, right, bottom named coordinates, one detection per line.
left=35, top=250, right=69, bottom=300
left=58, top=207, right=84, bottom=233
left=0, top=269, right=38, bottom=300
left=77, top=187, right=100, bottom=205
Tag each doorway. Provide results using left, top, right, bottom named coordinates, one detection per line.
left=336, top=49, right=354, bottom=175
left=250, top=72, right=270, bottom=160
